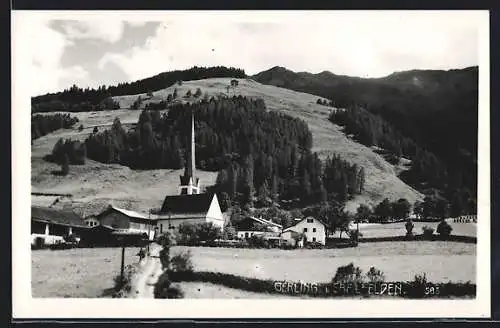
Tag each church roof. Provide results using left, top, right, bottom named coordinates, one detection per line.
left=159, top=193, right=215, bottom=215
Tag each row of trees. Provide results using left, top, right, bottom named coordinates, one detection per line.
left=32, top=94, right=121, bottom=113
left=83, top=96, right=365, bottom=207
left=355, top=192, right=477, bottom=224
left=32, top=66, right=246, bottom=112
left=31, top=113, right=79, bottom=141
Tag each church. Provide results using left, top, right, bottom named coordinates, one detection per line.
left=155, top=110, right=225, bottom=235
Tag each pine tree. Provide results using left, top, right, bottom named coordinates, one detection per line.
left=450, top=192, right=464, bottom=217
left=257, top=180, right=271, bottom=206
left=61, top=154, right=70, bottom=175
left=194, top=88, right=202, bottom=98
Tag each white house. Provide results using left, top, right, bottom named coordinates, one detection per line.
left=282, top=216, right=327, bottom=245
left=155, top=193, right=224, bottom=234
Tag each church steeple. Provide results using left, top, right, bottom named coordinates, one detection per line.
left=179, top=109, right=200, bottom=195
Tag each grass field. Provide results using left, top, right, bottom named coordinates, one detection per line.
left=31, top=247, right=142, bottom=298
left=356, top=221, right=476, bottom=239
left=172, top=242, right=476, bottom=284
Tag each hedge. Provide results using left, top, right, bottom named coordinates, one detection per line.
left=167, top=270, right=476, bottom=298
left=359, top=234, right=476, bottom=244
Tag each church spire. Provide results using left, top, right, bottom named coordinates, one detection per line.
left=179, top=108, right=200, bottom=195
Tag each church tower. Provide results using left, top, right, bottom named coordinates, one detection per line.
left=179, top=109, right=200, bottom=195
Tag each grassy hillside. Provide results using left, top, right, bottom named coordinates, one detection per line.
left=112, top=78, right=423, bottom=212
left=31, top=117, right=217, bottom=217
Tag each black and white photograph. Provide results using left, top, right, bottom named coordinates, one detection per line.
left=12, top=10, right=490, bottom=318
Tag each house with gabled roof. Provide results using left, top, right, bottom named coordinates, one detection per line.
left=155, top=193, right=224, bottom=234
left=31, top=206, right=89, bottom=246
left=282, top=216, right=327, bottom=245
left=93, top=204, right=156, bottom=241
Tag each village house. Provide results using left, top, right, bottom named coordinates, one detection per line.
left=93, top=204, right=156, bottom=241
left=281, top=216, right=327, bottom=246
left=235, top=216, right=283, bottom=240
left=31, top=206, right=89, bottom=247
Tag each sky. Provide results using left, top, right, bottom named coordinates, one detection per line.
left=12, top=10, right=485, bottom=97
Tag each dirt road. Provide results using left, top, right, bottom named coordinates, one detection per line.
left=132, top=243, right=163, bottom=298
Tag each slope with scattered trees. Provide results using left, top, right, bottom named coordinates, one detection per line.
left=31, top=66, right=246, bottom=113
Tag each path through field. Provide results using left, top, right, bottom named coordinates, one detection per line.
left=133, top=243, right=163, bottom=298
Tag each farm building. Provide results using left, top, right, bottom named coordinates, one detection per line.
left=31, top=206, right=89, bottom=247
left=156, top=193, right=224, bottom=234
left=282, top=216, right=327, bottom=245
left=235, top=216, right=283, bottom=240
left=93, top=205, right=156, bottom=241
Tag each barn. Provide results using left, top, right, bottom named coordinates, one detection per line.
left=93, top=205, right=156, bottom=241
left=31, top=206, right=89, bottom=247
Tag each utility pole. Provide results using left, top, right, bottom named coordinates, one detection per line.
left=120, top=239, right=125, bottom=285
left=147, top=209, right=152, bottom=254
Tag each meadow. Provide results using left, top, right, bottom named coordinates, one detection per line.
left=356, top=220, right=476, bottom=239
left=31, top=247, right=142, bottom=298
left=172, top=241, right=476, bottom=284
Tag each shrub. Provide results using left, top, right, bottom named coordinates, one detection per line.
left=184, top=90, right=192, bottom=98
left=347, top=229, right=362, bottom=244
left=247, top=234, right=269, bottom=248
left=436, top=220, right=453, bottom=237
left=170, top=250, right=194, bottom=272
left=422, top=225, right=434, bottom=239
left=33, top=237, right=46, bottom=249
left=405, top=219, right=414, bottom=236
left=93, top=126, right=99, bottom=134
left=194, top=88, right=202, bottom=98
left=407, top=273, right=428, bottom=298
left=332, top=263, right=363, bottom=283
left=113, top=264, right=137, bottom=297
left=61, top=154, right=70, bottom=175
left=78, top=124, right=84, bottom=131
left=366, top=267, right=385, bottom=283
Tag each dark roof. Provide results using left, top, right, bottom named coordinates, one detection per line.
left=159, top=193, right=214, bottom=215
left=31, top=206, right=88, bottom=228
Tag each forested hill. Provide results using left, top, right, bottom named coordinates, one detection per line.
left=31, top=66, right=246, bottom=113
left=252, top=66, right=478, bottom=198
left=82, top=96, right=365, bottom=209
